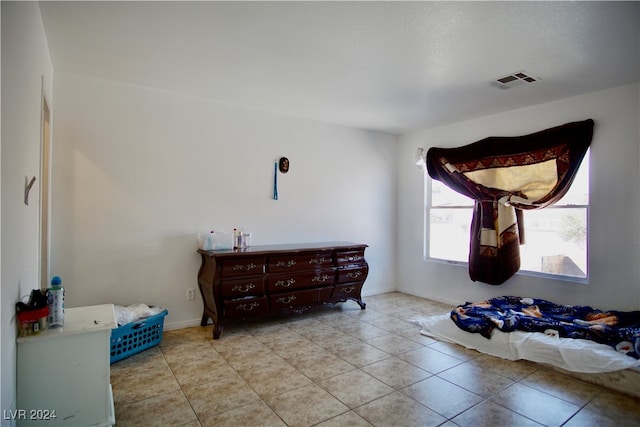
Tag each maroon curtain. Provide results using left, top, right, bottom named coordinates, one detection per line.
left=426, top=119, right=594, bottom=285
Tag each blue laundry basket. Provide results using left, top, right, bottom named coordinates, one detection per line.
left=110, top=309, right=168, bottom=363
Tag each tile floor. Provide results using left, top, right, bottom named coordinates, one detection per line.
left=111, top=292, right=640, bottom=427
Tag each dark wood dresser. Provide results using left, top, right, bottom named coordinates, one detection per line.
left=197, top=242, right=368, bottom=339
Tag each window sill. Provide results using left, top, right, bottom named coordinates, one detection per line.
left=426, top=257, right=589, bottom=285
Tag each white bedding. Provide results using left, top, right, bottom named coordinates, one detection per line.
left=411, top=314, right=640, bottom=373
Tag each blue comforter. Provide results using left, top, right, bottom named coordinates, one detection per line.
left=451, top=296, right=640, bottom=359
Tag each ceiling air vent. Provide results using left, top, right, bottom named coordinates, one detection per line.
left=492, top=71, right=540, bottom=89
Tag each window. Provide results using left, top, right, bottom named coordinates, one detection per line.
left=427, top=150, right=589, bottom=281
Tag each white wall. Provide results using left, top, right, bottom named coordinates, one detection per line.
left=397, top=83, right=640, bottom=311
left=51, top=73, right=398, bottom=329
left=1, top=2, right=54, bottom=421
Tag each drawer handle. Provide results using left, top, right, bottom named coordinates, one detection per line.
left=347, top=255, right=360, bottom=262
left=312, top=274, right=330, bottom=283
left=346, top=271, right=362, bottom=279
left=308, top=257, right=326, bottom=265
left=343, top=286, right=354, bottom=294
left=232, top=284, right=256, bottom=293
left=233, top=263, right=258, bottom=272
left=276, top=260, right=297, bottom=268
left=275, top=278, right=296, bottom=287
left=236, top=302, right=260, bottom=311
left=276, top=295, right=296, bottom=304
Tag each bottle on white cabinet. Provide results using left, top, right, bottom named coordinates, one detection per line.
left=47, top=276, right=65, bottom=327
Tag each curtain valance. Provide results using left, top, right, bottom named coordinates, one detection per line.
left=426, top=119, right=594, bottom=285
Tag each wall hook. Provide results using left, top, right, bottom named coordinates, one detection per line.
left=24, top=176, right=36, bottom=206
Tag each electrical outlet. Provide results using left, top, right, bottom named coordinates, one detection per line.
left=186, top=288, right=195, bottom=301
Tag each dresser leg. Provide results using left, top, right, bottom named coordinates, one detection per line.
left=213, top=324, right=223, bottom=340
left=201, top=312, right=223, bottom=339
left=356, top=299, right=366, bottom=310
left=200, top=313, right=209, bottom=327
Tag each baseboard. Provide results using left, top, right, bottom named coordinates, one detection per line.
left=362, top=284, right=397, bottom=297
left=164, top=318, right=205, bottom=331
left=397, top=288, right=460, bottom=307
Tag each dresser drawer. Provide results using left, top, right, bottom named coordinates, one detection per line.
left=336, top=265, right=368, bottom=283
left=220, top=257, right=266, bottom=277
left=336, top=250, right=366, bottom=266
left=267, top=269, right=336, bottom=292
left=332, top=282, right=363, bottom=299
left=268, top=252, right=333, bottom=273
left=224, top=296, right=268, bottom=318
left=269, top=287, right=332, bottom=309
left=220, top=277, right=265, bottom=298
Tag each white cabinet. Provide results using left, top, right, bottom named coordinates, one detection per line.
left=16, top=304, right=117, bottom=427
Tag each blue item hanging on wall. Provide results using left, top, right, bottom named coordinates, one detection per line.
left=273, top=161, right=278, bottom=200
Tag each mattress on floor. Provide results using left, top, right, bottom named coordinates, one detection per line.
left=411, top=314, right=640, bottom=374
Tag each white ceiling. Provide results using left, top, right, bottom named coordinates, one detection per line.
left=39, top=1, right=640, bottom=134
